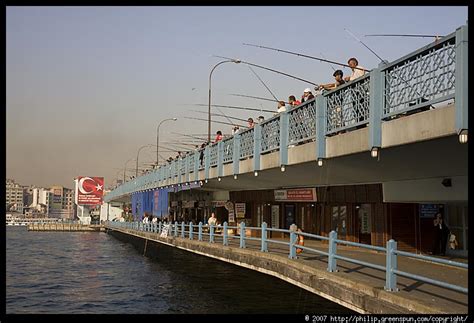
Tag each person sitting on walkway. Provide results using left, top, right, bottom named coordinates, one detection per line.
left=344, top=57, right=367, bottom=82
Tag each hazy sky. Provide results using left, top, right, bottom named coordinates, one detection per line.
left=6, top=6, right=467, bottom=189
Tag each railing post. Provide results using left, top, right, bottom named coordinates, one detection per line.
left=279, top=111, right=289, bottom=168
left=385, top=239, right=399, bottom=291
left=174, top=221, right=178, bottom=237
left=159, top=221, right=162, bottom=234
left=239, top=222, right=246, bottom=248
left=289, top=230, right=297, bottom=259
left=189, top=222, right=193, bottom=240
left=223, top=222, right=228, bottom=246
left=253, top=123, right=262, bottom=174
left=316, top=94, right=327, bottom=162
left=455, top=24, right=468, bottom=138
left=328, top=230, right=338, bottom=272
left=261, top=222, right=268, bottom=252
left=369, top=64, right=384, bottom=152
left=210, top=223, right=215, bottom=243
left=204, top=146, right=210, bottom=181
left=233, top=133, right=241, bottom=177
left=198, top=222, right=203, bottom=241
left=217, top=141, right=224, bottom=178
left=181, top=221, right=185, bottom=238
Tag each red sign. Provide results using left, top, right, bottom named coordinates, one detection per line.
left=274, top=188, right=317, bottom=202
left=76, top=176, right=104, bottom=205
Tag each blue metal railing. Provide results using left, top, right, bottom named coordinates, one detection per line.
left=106, top=220, right=468, bottom=294
left=103, top=24, right=467, bottom=202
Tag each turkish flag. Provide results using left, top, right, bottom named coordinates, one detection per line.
left=77, top=176, right=104, bottom=205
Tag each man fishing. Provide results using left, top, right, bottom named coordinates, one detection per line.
left=344, top=58, right=367, bottom=82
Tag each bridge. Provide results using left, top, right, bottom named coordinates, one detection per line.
left=102, top=23, right=469, bottom=313
left=105, top=220, right=468, bottom=314
left=105, top=24, right=467, bottom=204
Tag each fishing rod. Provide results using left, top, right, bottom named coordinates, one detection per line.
left=170, top=132, right=208, bottom=141
left=215, top=106, right=237, bottom=127
left=190, top=109, right=250, bottom=123
left=348, top=29, right=435, bottom=109
left=365, top=34, right=443, bottom=40
left=213, top=55, right=319, bottom=86
left=229, top=93, right=290, bottom=105
left=344, top=28, right=387, bottom=64
left=242, top=43, right=369, bottom=72
left=183, top=116, right=247, bottom=128
left=188, top=103, right=275, bottom=113
left=248, top=66, right=279, bottom=101
left=320, top=52, right=336, bottom=72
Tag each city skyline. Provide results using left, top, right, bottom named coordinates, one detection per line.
left=6, top=6, right=467, bottom=187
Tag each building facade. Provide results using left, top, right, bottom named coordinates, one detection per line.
left=6, top=179, right=24, bottom=213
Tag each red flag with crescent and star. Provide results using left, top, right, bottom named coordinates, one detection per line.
left=76, top=176, right=104, bottom=205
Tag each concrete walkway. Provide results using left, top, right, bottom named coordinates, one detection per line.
left=107, top=226, right=468, bottom=314
left=208, top=234, right=468, bottom=313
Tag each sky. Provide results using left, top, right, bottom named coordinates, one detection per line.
left=6, top=6, right=468, bottom=189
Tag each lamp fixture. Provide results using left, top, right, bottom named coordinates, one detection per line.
left=371, top=147, right=379, bottom=158
left=459, top=129, right=468, bottom=144
left=280, top=165, right=285, bottom=172
left=205, top=179, right=208, bottom=183
left=254, top=171, right=258, bottom=177
left=234, top=174, right=238, bottom=180
left=317, top=158, right=323, bottom=167
left=218, top=177, right=222, bottom=182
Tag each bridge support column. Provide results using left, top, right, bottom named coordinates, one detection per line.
left=185, top=155, right=190, bottom=183
left=279, top=111, right=289, bottom=168
left=194, top=150, right=199, bottom=182
left=328, top=230, right=338, bottom=272
left=316, top=94, right=327, bottom=163
left=233, top=133, right=240, bottom=178
left=385, top=239, right=399, bottom=291
left=369, top=64, right=385, bottom=155
left=455, top=23, right=468, bottom=142
left=253, top=124, right=262, bottom=175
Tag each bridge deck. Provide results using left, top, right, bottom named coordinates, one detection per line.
left=106, top=225, right=467, bottom=314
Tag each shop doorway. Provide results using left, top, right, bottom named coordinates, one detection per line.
left=446, top=203, right=468, bottom=257
left=331, top=205, right=347, bottom=241
left=357, top=204, right=372, bottom=245
left=284, top=204, right=296, bottom=229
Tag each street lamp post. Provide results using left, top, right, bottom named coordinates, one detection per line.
left=208, top=59, right=241, bottom=142
left=136, top=144, right=155, bottom=177
left=157, top=118, right=178, bottom=167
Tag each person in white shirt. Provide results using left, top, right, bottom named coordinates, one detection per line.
left=208, top=212, right=217, bottom=226
left=277, top=100, right=287, bottom=113
left=344, top=57, right=367, bottom=82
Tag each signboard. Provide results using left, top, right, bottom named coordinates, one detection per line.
left=274, top=188, right=317, bottom=202
left=76, top=177, right=104, bottom=205
left=235, top=203, right=246, bottom=218
left=213, top=201, right=227, bottom=207
left=224, top=201, right=235, bottom=223
left=183, top=201, right=196, bottom=208
left=419, top=204, right=442, bottom=218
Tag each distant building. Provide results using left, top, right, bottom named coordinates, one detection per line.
left=31, top=187, right=51, bottom=216
left=49, top=186, right=76, bottom=219
left=6, top=179, right=24, bottom=213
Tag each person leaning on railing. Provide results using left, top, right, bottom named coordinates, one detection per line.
left=318, top=70, right=346, bottom=131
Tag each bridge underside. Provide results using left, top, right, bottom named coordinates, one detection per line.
left=198, top=135, right=467, bottom=201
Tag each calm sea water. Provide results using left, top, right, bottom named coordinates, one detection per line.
left=6, top=226, right=352, bottom=314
